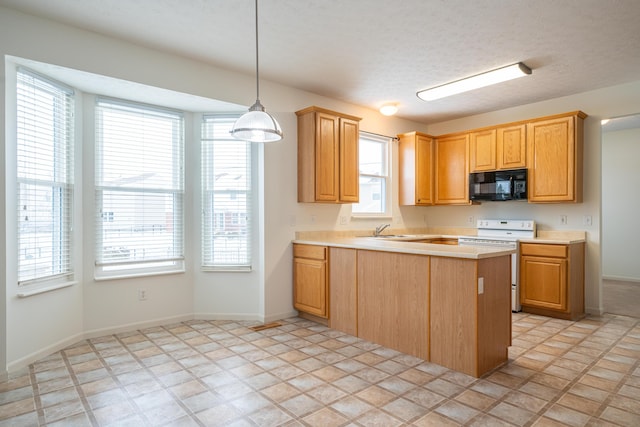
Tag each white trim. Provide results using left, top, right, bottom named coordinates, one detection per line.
left=82, top=314, right=195, bottom=340
left=5, top=309, right=301, bottom=373
left=16, top=281, right=76, bottom=298
left=94, top=267, right=185, bottom=282
left=7, top=332, right=84, bottom=373
left=586, top=305, right=604, bottom=317
left=192, top=312, right=264, bottom=322
left=602, top=275, right=640, bottom=283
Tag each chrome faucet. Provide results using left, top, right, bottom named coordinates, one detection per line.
left=374, top=223, right=391, bottom=236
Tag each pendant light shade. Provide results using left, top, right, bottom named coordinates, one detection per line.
left=231, top=0, right=283, bottom=143
left=232, top=100, right=283, bottom=143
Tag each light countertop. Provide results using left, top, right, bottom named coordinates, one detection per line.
left=293, top=230, right=586, bottom=260
left=293, top=235, right=516, bottom=260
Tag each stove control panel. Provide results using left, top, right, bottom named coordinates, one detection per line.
left=477, top=219, right=535, bottom=231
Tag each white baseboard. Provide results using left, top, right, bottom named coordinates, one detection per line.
left=83, top=313, right=195, bottom=340
left=193, top=312, right=264, bottom=322
left=602, top=275, right=640, bottom=283
left=0, top=370, right=8, bottom=382
left=192, top=310, right=299, bottom=324
left=7, top=332, right=85, bottom=373
left=264, top=310, right=299, bottom=324
left=6, top=311, right=301, bottom=374
left=586, top=305, right=603, bottom=316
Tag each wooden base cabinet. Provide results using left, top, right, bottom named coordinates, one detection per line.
left=293, top=244, right=328, bottom=318
left=329, top=247, right=357, bottom=335
left=430, top=256, right=511, bottom=377
left=357, top=250, right=430, bottom=360
left=520, top=242, right=585, bottom=320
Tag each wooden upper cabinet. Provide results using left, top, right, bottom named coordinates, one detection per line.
left=339, top=117, right=360, bottom=202
left=398, top=131, right=434, bottom=205
left=496, top=124, right=526, bottom=170
left=469, top=129, right=496, bottom=172
left=435, top=134, right=470, bottom=205
left=527, top=112, right=586, bottom=203
left=470, top=125, right=526, bottom=172
left=296, top=106, right=362, bottom=203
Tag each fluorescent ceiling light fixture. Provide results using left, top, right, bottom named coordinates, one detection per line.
left=417, top=62, right=532, bottom=101
left=379, top=104, right=398, bottom=116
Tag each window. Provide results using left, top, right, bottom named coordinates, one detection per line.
left=95, top=98, right=184, bottom=277
left=201, top=115, right=252, bottom=270
left=352, top=132, right=390, bottom=215
left=16, top=68, right=75, bottom=285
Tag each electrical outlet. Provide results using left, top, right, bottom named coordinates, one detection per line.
left=583, top=215, right=592, bottom=226
left=310, top=215, right=316, bottom=224
left=467, top=215, right=474, bottom=225
left=340, top=215, right=348, bottom=225
left=560, top=215, right=567, bottom=225
left=138, top=289, right=147, bottom=301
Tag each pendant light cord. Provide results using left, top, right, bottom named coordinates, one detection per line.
left=254, top=0, right=260, bottom=104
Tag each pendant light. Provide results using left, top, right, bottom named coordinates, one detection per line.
left=231, top=0, right=283, bottom=143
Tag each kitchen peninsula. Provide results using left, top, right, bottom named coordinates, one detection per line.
left=292, top=233, right=515, bottom=377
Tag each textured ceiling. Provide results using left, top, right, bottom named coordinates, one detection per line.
left=2, top=0, right=640, bottom=123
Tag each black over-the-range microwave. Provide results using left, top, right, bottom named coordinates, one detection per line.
left=469, top=168, right=527, bottom=201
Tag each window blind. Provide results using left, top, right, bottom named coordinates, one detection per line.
left=95, top=98, right=184, bottom=273
left=201, top=115, right=252, bottom=270
left=352, top=132, right=390, bottom=215
left=16, top=68, right=75, bottom=285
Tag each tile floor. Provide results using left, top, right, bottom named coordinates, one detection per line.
left=1, top=312, right=639, bottom=426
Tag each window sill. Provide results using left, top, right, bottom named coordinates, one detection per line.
left=17, top=281, right=76, bottom=298
left=95, top=268, right=185, bottom=282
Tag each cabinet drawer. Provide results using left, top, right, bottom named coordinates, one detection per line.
left=293, top=244, right=327, bottom=260
left=520, top=243, right=567, bottom=258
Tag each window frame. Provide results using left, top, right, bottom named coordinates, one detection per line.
left=351, top=132, right=392, bottom=218
left=94, top=97, right=185, bottom=279
left=16, top=67, right=75, bottom=287
left=201, top=114, right=253, bottom=271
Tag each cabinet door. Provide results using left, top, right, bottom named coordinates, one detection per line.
left=469, top=129, right=496, bottom=172
left=314, top=112, right=339, bottom=202
left=415, top=134, right=434, bottom=204
left=527, top=116, right=577, bottom=202
left=435, top=134, right=469, bottom=205
left=329, top=248, right=357, bottom=335
left=520, top=255, right=568, bottom=312
left=399, top=132, right=433, bottom=206
left=293, top=257, right=327, bottom=317
left=497, top=124, right=526, bottom=169
left=339, top=117, right=359, bottom=202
